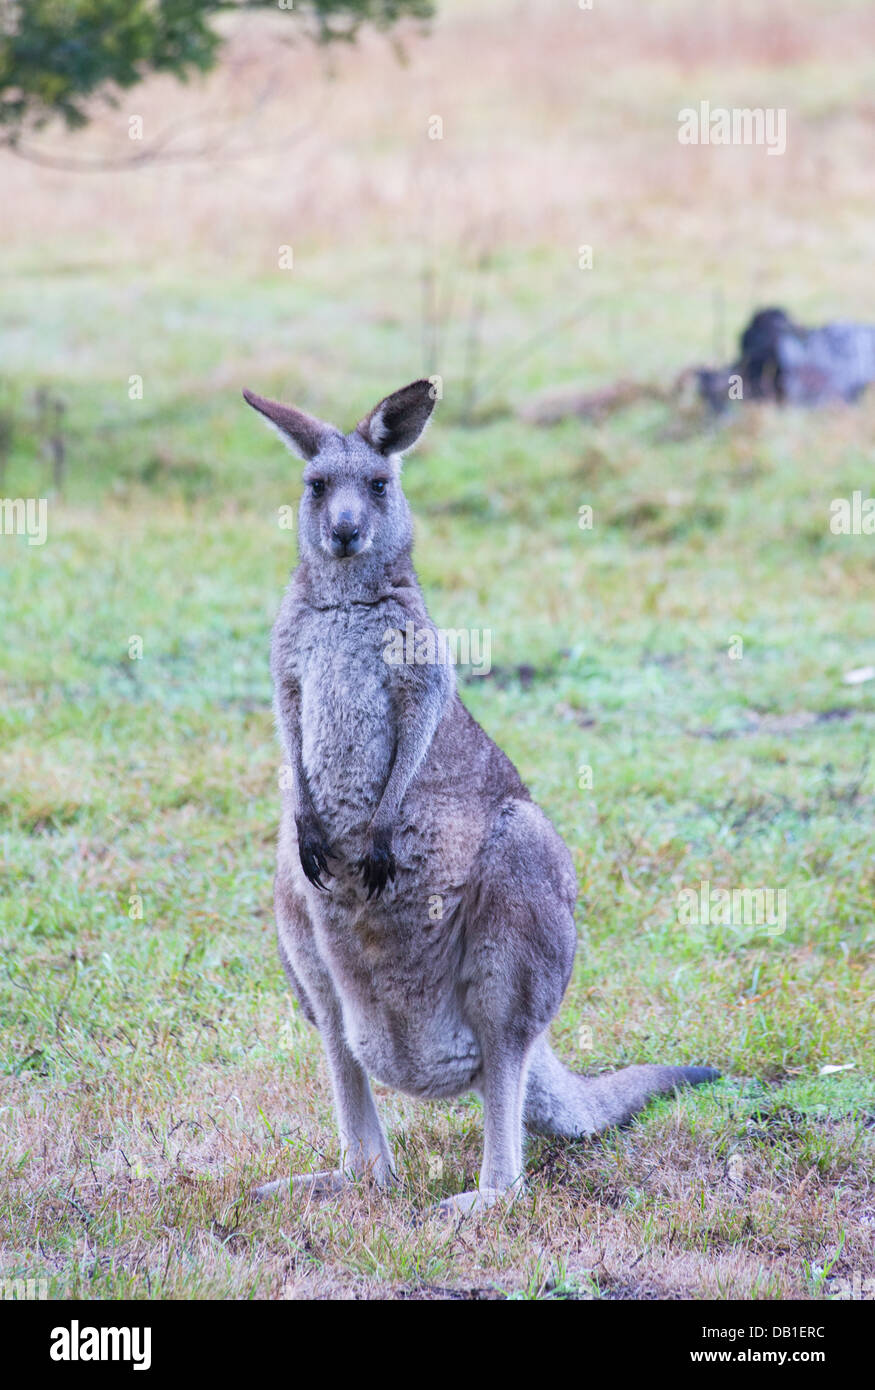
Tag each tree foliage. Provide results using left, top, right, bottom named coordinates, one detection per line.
left=0, top=0, right=432, bottom=143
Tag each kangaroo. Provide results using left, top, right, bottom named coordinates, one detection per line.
left=243, top=379, right=718, bottom=1217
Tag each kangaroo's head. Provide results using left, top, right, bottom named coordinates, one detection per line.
left=243, top=380, right=436, bottom=584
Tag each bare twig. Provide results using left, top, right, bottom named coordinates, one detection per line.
left=1, top=79, right=314, bottom=172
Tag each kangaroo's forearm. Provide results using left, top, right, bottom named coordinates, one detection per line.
left=290, top=735, right=315, bottom=823
left=275, top=679, right=315, bottom=822
left=371, top=671, right=450, bottom=830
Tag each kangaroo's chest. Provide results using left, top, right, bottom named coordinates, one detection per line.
left=293, top=609, right=395, bottom=835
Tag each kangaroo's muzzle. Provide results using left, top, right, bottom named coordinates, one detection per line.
left=330, top=518, right=361, bottom=558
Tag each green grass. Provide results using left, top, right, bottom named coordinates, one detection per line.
left=1, top=0, right=874, bottom=1301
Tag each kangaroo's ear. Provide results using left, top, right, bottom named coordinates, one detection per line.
left=356, top=380, right=436, bottom=456
left=242, top=388, right=333, bottom=461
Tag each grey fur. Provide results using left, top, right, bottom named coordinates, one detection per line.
left=697, top=306, right=875, bottom=413
left=244, top=379, right=719, bottom=1216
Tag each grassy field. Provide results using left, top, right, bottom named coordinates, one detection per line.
left=1, top=0, right=873, bottom=1299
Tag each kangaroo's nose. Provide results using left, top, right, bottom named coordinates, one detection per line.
left=332, top=519, right=359, bottom=545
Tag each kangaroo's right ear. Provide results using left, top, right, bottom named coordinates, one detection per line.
left=356, top=380, right=437, bottom=456
left=242, top=388, right=333, bottom=461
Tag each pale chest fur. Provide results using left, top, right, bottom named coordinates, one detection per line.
left=286, top=603, right=397, bottom=843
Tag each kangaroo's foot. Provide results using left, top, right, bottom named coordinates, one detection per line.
left=252, top=1169, right=350, bottom=1202
left=428, top=1186, right=519, bottom=1222
left=253, top=1164, right=397, bottom=1202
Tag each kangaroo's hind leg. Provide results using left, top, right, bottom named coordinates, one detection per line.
left=431, top=800, right=577, bottom=1219
left=431, top=1032, right=535, bottom=1219
left=254, top=869, right=395, bottom=1201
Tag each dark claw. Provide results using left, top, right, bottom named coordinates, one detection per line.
left=355, top=833, right=396, bottom=900
left=296, top=817, right=333, bottom=892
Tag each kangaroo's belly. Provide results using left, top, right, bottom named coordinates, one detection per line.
left=344, top=1000, right=483, bottom=1099
left=306, top=880, right=483, bottom=1099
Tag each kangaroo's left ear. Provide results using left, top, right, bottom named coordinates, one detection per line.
left=242, top=388, right=335, bottom=461
left=356, top=380, right=437, bottom=456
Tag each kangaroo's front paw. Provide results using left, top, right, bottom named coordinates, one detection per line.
left=295, top=813, right=333, bottom=891
left=355, top=824, right=396, bottom=900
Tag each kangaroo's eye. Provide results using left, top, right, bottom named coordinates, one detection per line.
left=370, top=479, right=388, bottom=496
left=310, top=479, right=326, bottom=497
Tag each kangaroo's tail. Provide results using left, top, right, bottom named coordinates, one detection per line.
left=524, top=1037, right=719, bottom=1138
